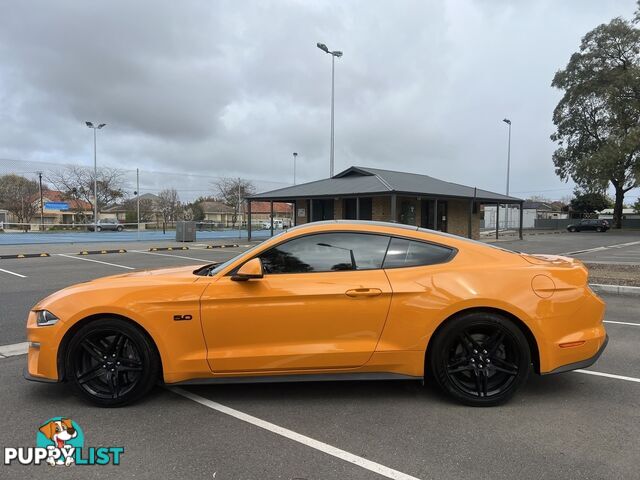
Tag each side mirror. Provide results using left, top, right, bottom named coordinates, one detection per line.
left=231, top=257, right=264, bottom=281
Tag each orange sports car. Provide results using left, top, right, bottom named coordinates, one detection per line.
left=25, top=221, right=607, bottom=407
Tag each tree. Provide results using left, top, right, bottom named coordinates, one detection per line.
left=569, top=188, right=614, bottom=216
left=551, top=14, right=640, bottom=228
left=0, top=174, right=40, bottom=224
left=123, top=197, right=155, bottom=223
left=182, top=201, right=205, bottom=221
left=157, top=188, right=181, bottom=224
left=46, top=166, right=126, bottom=221
left=213, top=178, right=255, bottom=228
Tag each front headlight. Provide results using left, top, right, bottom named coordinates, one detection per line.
left=36, top=310, right=59, bottom=326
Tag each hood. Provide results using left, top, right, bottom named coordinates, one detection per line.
left=95, top=264, right=206, bottom=281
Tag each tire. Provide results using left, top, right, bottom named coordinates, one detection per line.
left=65, top=318, right=160, bottom=407
left=116, top=226, right=123, bottom=232
left=428, top=311, right=531, bottom=407
left=96, top=226, right=102, bottom=232
left=568, top=227, right=576, bottom=232
left=596, top=227, right=602, bottom=232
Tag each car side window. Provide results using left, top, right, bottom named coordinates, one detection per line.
left=383, top=237, right=454, bottom=269
left=259, top=233, right=390, bottom=274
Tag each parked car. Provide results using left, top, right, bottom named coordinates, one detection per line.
left=25, top=220, right=607, bottom=407
left=87, top=219, right=124, bottom=232
left=261, top=219, right=287, bottom=229
left=567, top=219, right=609, bottom=232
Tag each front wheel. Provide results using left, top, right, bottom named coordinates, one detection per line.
left=596, top=227, right=603, bottom=232
left=116, top=225, right=123, bottom=232
left=428, top=312, right=531, bottom=406
left=568, top=227, right=576, bottom=232
left=96, top=226, right=102, bottom=232
left=65, top=318, right=159, bottom=407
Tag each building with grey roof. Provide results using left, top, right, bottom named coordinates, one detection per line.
left=247, top=166, right=523, bottom=240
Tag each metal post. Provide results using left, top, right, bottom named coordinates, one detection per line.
left=270, top=200, right=274, bottom=237
left=309, top=199, right=314, bottom=223
left=433, top=199, right=438, bottom=229
left=293, top=152, right=298, bottom=185
left=93, top=128, right=98, bottom=226
left=38, top=172, right=43, bottom=231
left=238, top=178, right=242, bottom=239
left=247, top=200, right=252, bottom=241
left=503, top=119, right=512, bottom=230
left=495, top=203, right=500, bottom=240
left=390, top=194, right=397, bottom=223
left=356, top=196, right=360, bottom=220
left=136, top=168, right=140, bottom=241
left=468, top=199, right=473, bottom=239
left=519, top=202, right=524, bottom=240
left=330, top=55, right=335, bottom=178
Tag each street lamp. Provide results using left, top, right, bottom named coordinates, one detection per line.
left=502, top=118, right=512, bottom=229
left=85, top=121, right=106, bottom=228
left=293, top=152, right=298, bottom=185
left=317, top=42, right=343, bottom=178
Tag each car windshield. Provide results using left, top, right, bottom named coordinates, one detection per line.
left=194, top=231, right=287, bottom=276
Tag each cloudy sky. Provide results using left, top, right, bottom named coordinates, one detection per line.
left=0, top=0, right=638, bottom=200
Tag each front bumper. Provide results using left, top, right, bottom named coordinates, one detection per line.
left=543, top=334, right=608, bottom=375
left=23, top=366, right=60, bottom=383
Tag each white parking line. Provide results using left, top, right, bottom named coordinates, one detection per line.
left=170, top=387, right=422, bottom=480
left=564, top=240, right=640, bottom=256
left=604, top=320, right=640, bottom=327
left=0, top=342, right=29, bottom=357
left=57, top=253, right=134, bottom=270
left=575, top=370, right=640, bottom=383
left=0, top=267, right=27, bottom=278
left=131, top=250, right=213, bottom=263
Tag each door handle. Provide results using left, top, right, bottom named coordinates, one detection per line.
left=345, top=288, right=382, bottom=298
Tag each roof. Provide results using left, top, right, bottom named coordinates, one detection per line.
left=599, top=208, right=637, bottom=215
left=41, top=190, right=92, bottom=210
left=522, top=201, right=553, bottom=210
left=250, top=201, right=293, bottom=213
left=249, top=166, right=522, bottom=203
left=200, top=201, right=235, bottom=214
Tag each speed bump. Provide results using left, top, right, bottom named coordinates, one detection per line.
left=205, top=244, right=239, bottom=249
left=0, top=253, right=50, bottom=259
left=79, top=249, right=127, bottom=255
left=148, top=246, right=189, bottom=251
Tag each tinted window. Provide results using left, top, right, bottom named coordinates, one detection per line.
left=260, top=233, right=390, bottom=274
left=383, top=237, right=454, bottom=268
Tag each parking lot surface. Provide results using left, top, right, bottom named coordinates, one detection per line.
left=0, top=236, right=638, bottom=479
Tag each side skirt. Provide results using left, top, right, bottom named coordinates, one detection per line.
left=169, top=372, right=423, bottom=386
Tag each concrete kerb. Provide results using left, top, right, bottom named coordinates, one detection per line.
left=590, top=283, right=640, bottom=296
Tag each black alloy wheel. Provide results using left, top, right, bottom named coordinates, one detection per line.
left=66, top=318, right=159, bottom=407
left=429, top=312, right=531, bottom=406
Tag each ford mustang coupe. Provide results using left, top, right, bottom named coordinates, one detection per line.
left=25, top=221, right=607, bottom=407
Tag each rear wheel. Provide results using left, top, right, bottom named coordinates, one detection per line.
left=596, top=227, right=603, bottom=232
left=428, top=312, right=531, bottom=406
left=116, top=225, right=123, bottom=232
left=96, top=226, right=102, bottom=232
left=568, top=227, right=576, bottom=232
left=65, top=318, right=159, bottom=407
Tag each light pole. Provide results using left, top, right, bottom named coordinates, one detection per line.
left=85, top=121, right=106, bottom=228
left=293, top=152, right=298, bottom=185
left=317, top=42, right=343, bottom=178
left=502, top=118, right=511, bottom=229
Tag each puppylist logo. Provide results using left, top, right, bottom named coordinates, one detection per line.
left=3, top=417, right=124, bottom=466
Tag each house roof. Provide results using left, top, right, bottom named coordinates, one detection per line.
left=42, top=190, right=92, bottom=210
left=249, top=166, right=522, bottom=203
left=250, top=201, right=293, bottom=213
left=522, top=201, right=553, bottom=210
left=200, top=201, right=235, bottom=214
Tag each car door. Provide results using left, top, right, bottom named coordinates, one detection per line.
left=199, top=232, right=393, bottom=373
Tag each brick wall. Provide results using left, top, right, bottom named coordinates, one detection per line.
left=334, top=199, right=343, bottom=219
left=447, top=199, right=480, bottom=239
left=295, top=199, right=308, bottom=224
left=372, top=196, right=392, bottom=221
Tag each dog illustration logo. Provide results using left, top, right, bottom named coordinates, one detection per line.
left=36, top=417, right=84, bottom=466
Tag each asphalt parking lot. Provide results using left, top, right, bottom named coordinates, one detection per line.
left=497, top=229, right=640, bottom=263
left=0, top=234, right=639, bottom=479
